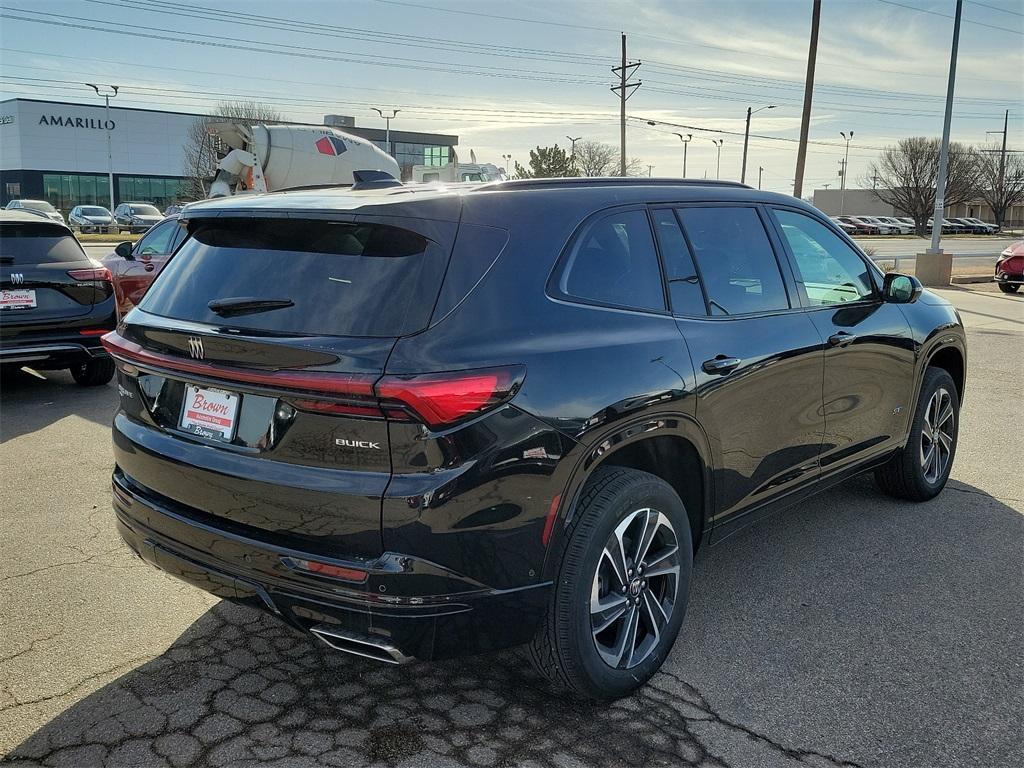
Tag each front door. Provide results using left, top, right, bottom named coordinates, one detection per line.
left=111, top=218, right=182, bottom=315
left=768, top=207, right=915, bottom=474
left=652, top=205, right=826, bottom=532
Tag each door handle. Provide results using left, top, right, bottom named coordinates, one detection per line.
left=828, top=331, right=857, bottom=347
left=702, top=355, right=742, bottom=375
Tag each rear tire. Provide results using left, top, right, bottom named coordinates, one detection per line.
left=70, top=358, right=115, bottom=386
left=528, top=466, right=693, bottom=700
left=998, top=282, right=1019, bottom=294
left=875, top=367, right=959, bottom=501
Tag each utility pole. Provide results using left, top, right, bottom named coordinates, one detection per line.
left=793, top=0, right=821, bottom=199
left=372, top=108, right=400, bottom=154
left=673, top=133, right=692, bottom=177
left=839, top=131, right=853, bottom=214
left=611, top=33, right=641, bottom=177
left=86, top=83, right=118, bottom=209
left=711, top=139, right=723, bottom=179
left=758, top=166, right=764, bottom=190
left=927, top=0, right=962, bottom=258
left=997, top=109, right=1008, bottom=222
left=741, top=105, right=775, bottom=184
left=647, top=165, right=654, bottom=177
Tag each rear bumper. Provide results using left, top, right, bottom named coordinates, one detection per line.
left=0, top=339, right=108, bottom=368
left=111, top=469, right=551, bottom=662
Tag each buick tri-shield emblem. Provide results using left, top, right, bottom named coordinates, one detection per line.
left=10, top=273, right=24, bottom=284
left=187, top=336, right=204, bottom=359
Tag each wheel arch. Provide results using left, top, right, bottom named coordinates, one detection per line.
left=925, top=344, right=965, bottom=404
left=543, top=414, right=713, bottom=580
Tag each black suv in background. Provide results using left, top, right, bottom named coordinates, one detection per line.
left=1, top=211, right=116, bottom=385
left=103, top=179, right=966, bottom=699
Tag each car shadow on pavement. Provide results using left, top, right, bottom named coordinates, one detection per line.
left=4, top=477, right=1022, bottom=768
left=0, top=368, right=117, bottom=443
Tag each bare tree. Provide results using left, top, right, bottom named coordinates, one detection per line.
left=976, top=144, right=1024, bottom=229
left=573, top=140, right=617, bottom=176
left=182, top=101, right=283, bottom=201
left=866, top=137, right=980, bottom=235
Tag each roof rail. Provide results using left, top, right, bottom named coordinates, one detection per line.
left=477, top=177, right=752, bottom=191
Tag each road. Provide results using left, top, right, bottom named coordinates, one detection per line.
left=1, top=285, right=1021, bottom=768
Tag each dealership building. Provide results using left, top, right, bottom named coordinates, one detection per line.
left=0, top=98, right=458, bottom=212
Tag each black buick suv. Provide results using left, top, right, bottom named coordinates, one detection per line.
left=104, top=179, right=966, bottom=699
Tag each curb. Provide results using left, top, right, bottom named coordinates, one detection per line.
left=950, top=275, right=993, bottom=284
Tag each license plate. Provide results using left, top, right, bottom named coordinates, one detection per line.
left=179, top=385, right=240, bottom=441
left=0, top=289, right=36, bottom=310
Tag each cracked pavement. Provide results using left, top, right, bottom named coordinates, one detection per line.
left=1, top=284, right=1021, bottom=768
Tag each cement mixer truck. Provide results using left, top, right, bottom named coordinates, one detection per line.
left=206, top=122, right=401, bottom=198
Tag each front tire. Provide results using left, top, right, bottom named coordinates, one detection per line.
left=70, top=358, right=115, bottom=386
left=998, top=282, right=1019, bottom=294
left=528, top=467, right=693, bottom=700
left=875, top=367, right=959, bottom=501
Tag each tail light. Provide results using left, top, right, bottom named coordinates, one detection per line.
left=102, top=332, right=523, bottom=430
left=67, top=266, right=112, bottom=282
left=376, top=366, right=525, bottom=429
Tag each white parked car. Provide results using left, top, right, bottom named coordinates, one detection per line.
left=874, top=216, right=914, bottom=234
left=4, top=198, right=64, bottom=223
left=858, top=216, right=899, bottom=235
left=68, top=205, right=116, bottom=234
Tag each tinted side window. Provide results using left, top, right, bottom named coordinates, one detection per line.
left=136, top=220, right=177, bottom=255
left=651, top=208, right=706, bottom=316
left=772, top=209, right=875, bottom=306
left=676, top=207, right=789, bottom=316
left=560, top=209, right=665, bottom=312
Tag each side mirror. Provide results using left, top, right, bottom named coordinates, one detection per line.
left=883, top=273, right=922, bottom=304
left=115, top=241, right=134, bottom=260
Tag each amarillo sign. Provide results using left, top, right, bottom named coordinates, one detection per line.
left=38, top=115, right=115, bottom=130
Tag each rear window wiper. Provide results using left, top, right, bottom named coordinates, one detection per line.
left=208, top=297, right=294, bottom=317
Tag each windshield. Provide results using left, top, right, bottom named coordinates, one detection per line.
left=80, top=207, right=110, bottom=216
left=22, top=200, right=56, bottom=213
left=140, top=218, right=450, bottom=337
left=130, top=205, right=160, bottom=216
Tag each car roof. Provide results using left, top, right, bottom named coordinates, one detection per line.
left=0, top=210, right=72, bottom=230
left=181, top=177, right=810, bottom=225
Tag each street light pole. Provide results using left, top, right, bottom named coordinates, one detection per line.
left=711, top=139, right=723, bottom=179
left=566, top=135, right=581, bottom=174
left=839, top=131, right=853, bottom=214
left=741, top=105, right=775, bottom=184
left=372, top=108, right=400, bottom=155
left=673, top=132, right=692, bottom=177
left=928, top=0, right=963, bottom=258
left=86, top=83, right=118, bottom=209
left=758, top=166, right=764, bottom=190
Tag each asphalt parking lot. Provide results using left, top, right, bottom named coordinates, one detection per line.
left=1, top=285, right=1021, bottom=768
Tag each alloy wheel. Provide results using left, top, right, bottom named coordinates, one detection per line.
left=920, top=387, right=955, bottom=484
left=590, top=508, right=681, bottom=669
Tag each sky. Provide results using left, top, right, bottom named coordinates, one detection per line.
left=0, top=0, right=1021, bottom=194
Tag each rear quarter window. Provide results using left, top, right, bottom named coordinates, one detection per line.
left=0, top=224, right=86, bottom=265
left=139, top=218, right=450, bottom=338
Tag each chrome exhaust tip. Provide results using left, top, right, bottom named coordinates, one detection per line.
left=309, top=625, right=413, bottom=665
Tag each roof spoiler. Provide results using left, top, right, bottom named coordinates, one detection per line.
left=351, top=170, right=403, bottom=191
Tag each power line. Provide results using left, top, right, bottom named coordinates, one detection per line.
left=875, top=0, right=1024, bottom=34
left=969, top=0, right=1023, bottom=17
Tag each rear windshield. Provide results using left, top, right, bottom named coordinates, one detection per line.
left=139, top=218, right=450, bottom=337
left=21, top=200, right=56, bottom=213
left=131, top=205, right=160, bottom=216
left=0, top=224, right=86, bottom=265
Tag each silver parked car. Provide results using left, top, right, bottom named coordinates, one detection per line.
left=68, top=205, right=116, bottom=234
left=4, top=199, right=64, bottom=224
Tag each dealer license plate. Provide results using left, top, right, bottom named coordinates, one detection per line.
left=179, top=385, right=240, bottom=442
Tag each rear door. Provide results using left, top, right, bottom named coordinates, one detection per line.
left=652, top=204, right=826, bottom=534
left=111, top=214, right=457, bottom=558
left=1, top=221, right=108, bottom=329
left=767, top=207, right=915, bottom=473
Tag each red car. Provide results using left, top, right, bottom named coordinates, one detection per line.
left=102, top=215, right=183, bottom=316
left=995, top=240, right=1023, bottom=294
